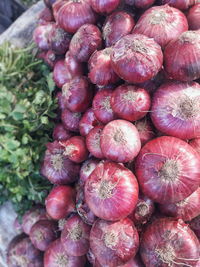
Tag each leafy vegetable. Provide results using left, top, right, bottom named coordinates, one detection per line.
left=0, top=43, right=57, bottom=215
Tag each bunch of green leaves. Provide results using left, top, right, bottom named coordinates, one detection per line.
left=0, top=43, right=57, bottom=215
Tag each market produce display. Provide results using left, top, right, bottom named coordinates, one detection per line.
left=6, top=0, right=200, bottom=266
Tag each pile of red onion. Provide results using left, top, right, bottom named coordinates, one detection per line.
left=8, top=0, right=200, bottom=266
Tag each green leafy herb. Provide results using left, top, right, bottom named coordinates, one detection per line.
left=0, top=43, right=57, bottom=215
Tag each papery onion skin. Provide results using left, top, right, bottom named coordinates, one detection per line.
left=22, top=206, right=49, bottom=235
left=151, top=81, right=200, bottom=140
left=100, top=120, right=141, bottom=163
left=53, top=124, right=73, bottom=141
left=135, top=118, right=155, bottom=146
left=50, top=24, right=71, bottom=55
left=133, top=5, right=188, bottom=48
left=61, top=109, right=82, bottom=133
left=189, top=215, right=200, bottom=240
left=111, top=34, right=163, bottom=84
left=40, top=141, right=80, bottom=185
left=57, top=0, right=97, bottom=33
left=103, top=11, right=135, bottom=47
left=80, top=158, right=100, bottom=184
left=79, top=108, right=101, bottom=137
left=187, top=4, right=200, bottom=30
left=62, top=76, right=93, bottom=113
left=61, top=214, right=91, bottom=256
left=52, top=0, right=65, bottom=22
left=111, top=84, right=151, bottom=122
left=189, top=138, right=200, bottom=155
left=45, top=185, right=76, bottom=220
left=159, top=187, right=200, bottom=221
left=30, top=220, right=58, bottom=251
left=60, top=136, right=89, bottom=163
left=69, top=24, right=102, bottom=62
left=44, top=239, right=86, bottom=267
left=56, top=92, right=66, bottom=111
left=164, top=30, right=200, bottom=82
left=93, top=89, right=116, bottom=124
left=7, top=234, right=43, bottom=267
left=86, top=126, right=104, bottom=159
left=140, top=218, right=200, bottom=267
left=33, top=23, right=53, bottom=50
left=85, top=161, right=139, bottom=221
left=88, top=48, right=120, bottom=86
left=135, top=136, right=200, bottom=204
left=90, top=0, right=121, bottom=14
left=90, top=218, right=139, bottom=267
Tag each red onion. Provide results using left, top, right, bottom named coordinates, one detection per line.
left=7, top=234, right=43, bottom=267
left=151, top=81, right=200, bottom=139
left=93, top=89, right=116, bottom=124
left=44, top=50, right=61, bottom=69
left=61, top=109, right=82, bottom=132
left=111, top=34, right=163, bottom=84
left=56, top=92, right=66, bottom=110
left=129, top=194, right=155, bottom=226
left=80, top=159, right=99, bottom=184
left=79, top=108, right=101, bottom=136
left=53, top=123, right=73, bottom=141
left=76, top=182, right=97, bottom=225
left=90, top=0, right=120, bottom=14
left=135, top=136, right=200, bottom=204
left=187, top=4, right=200, bottom=30
left=189, top=215, right=200, bottom=240
left=161, top=0, right=192, bottom=10
left=85, top=161, right=139, bottom=221
left=133, top=5, right=188, bottom=49
left=69, top=24, right=102, bottom=62
left=111, top=84, right=151, bottom=122
left=88, top=48, right=120, bottom=86
left=60, top=136, right=89, bottom=163
left=140, top=218, right=200, bottom=266
left=62, top=76, right=93, bottom=113
left=159, top=187, right=200, bottom=221
left=22, top=205, right=48, bottom=235
left=45, top=185, right=76, bottom=220
left=57, top=0, right=97, bottom=34
left=134, top=118, right=155, bottom=146
left=30, top=220, right=58, bottom=251
left=53, top=56, right=83, bottom=89
left=164, top=30, right=200, bottom=81
left=44, top=239, right=86, bottom=267
left=52, top=0, right=65, bottom=22
left=134, top=0, right=155, bottom=9
left=61, top=214, right=91, bottom=256
left=50, top=25, right=71, bottom=55
left=33, top=23, right=53, bottom=50
left=90, top=218, right=139, bottom=266
left=102, top=11, right=135, bottom=47
left=39, top=7, right=54, bottom=23
left=86, top=126, right=104, bottom=159
left=189, top=138, right=200, bottom=155
left=100, top=120, right=141, bottom=163
left=40, top=141, right=80, bottom=185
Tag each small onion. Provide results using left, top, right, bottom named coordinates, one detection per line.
left=62, top=76, right=93, bottom=113
left=57, top=0, right=97, bottom=33
left=61, top=109, right=82, bottom=132
left=158, top=187, right=200, bottom=221
left=7, top=234, right=43, bottom=267
left=140, top=218, right=200, bottom=266
left=39, top=7, right=54, bottom=23
left=60, top=136, right=89, bottom=163
left=53, top=123, right=73, bottom=141
left=133, top=5, right=188, bottom=48
left=79, top=108, right=101, bottom=136
left=40, top=141, right=80, bottom=185
left=151, top=81, right=200, bottom=140
left=79, top=158, right=100, bottom=184
left=88, top=48, right=120, bottom=86
left=134, top=118, right=155, bottom=146
left=164, top=30, right=200, bottom=82
left=30, top=220, right=58, bottom=251
left=45, top=185, right=76, bottom=220
left=135, top=136, right=200, bottom=204
left=187, top=4, right=200, bottom=30
left=90, top=0, right=121, bottom=14
left=189, top=215, right=200, bottom=240
left=85, top=161, right=139, bottom=221
left=69, top=24, right=102, bottom=62
left=90, top=218, right=139, bottom=267
left=100, top=120, right=141, bottom=163
left=111, top=34, right=163, bottom=84
left=61, top=214, right=91, bottom=256
left=102, top=11, right=135, bottom=47
left=93, top=89, right=116, bottom=124
left=111, top=84, right=151, bottom=122
left=86, top=126, right=104, bottom=159
left=43, top=50, right=61, bottom=69
left=161, top=0, right=192, bottom=10
left=44, top=238, right=86, bottom=267
left=33, top=23, right=53, bottom=50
